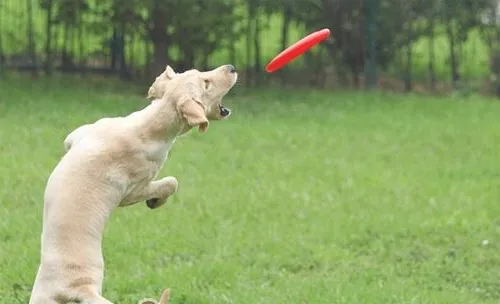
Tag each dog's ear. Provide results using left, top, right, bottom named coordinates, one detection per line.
left=177, top=97, right=209, bottom=133
left=146, top=66, right=177, bottom=100
left=165, top=65, right=176, bottom=79
left=159, top=65, right=176, bottom=80
left=177, top=84, right=208, bottom=133
left=159, top=288, right=170, bottom=304
left=147, top=86, right=157, bottom=100
left=139, top=287, right=170, bottom=304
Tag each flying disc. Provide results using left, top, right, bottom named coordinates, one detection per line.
left=265, top=28, right=330, bottom=73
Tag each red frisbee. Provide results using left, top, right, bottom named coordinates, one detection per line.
left=265, top=28, right=330, bottom=73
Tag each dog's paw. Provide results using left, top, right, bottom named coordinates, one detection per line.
left=163, top=176, right=178, bottom=195
left=146, top=176, right=178, bottom=209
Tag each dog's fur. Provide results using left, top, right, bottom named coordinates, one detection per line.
left=29, top=64, right=237, bottom=304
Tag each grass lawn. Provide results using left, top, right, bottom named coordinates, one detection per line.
left=1, top=75, right=500, bottom=303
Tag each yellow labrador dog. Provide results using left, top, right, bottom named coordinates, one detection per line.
left=29, top=64, right=237, bottom=304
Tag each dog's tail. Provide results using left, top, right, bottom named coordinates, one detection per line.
left=138, top=288, right=170, bottom=304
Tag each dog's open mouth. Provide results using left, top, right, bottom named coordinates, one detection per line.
left=146, top=198, right=160, bottom=209
left=219, top=104, right=231, bottom=117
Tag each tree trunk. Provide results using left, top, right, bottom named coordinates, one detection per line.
left=404, top=20, right=413, bottom=92
left=201, top=45, right=211, bottom=70
left=491, top=3, right=500, bottom=97
left=280, top=5, right=291, bottom=85
left=62, top=22, right=69, bottom=64
left=446, top=21, right=460, bottom=89
left=427, top=13, right=436, bottom=91
left=45, top=0, right=54, bottom=75
left=350, top=61, right=359, bottom=88
left=229, top=35, right=236, bottom=66
left=202, top=54, right=209, bottom=70
left=77, top=14, right=85, bottom=74
left=27, top=0, right=37, bottom=76
left=245, top=3, right=253, bottom=87
left=185, top=51, right=195, bottom=69
left=129, top=32, right=135, bottom=72
left=280, top=7, right=290, bottom=51
left=0, top=1, right=5, bottom=74
left=0, top=24, right=4, bottom=75
left=61, top=21, right=75, bottom=70
left=227, top=1, right=236, bottom=66
left=144, top=39, right=151, bottom=77
left=253, top=12, right=261, bottom=86
left=118, top=24, right=128, bottom=80
left=111, top=27, right=118, bottom=70
left=364, top=0, right=378, bottom=89
left=71, top=24, right=77, bottom=62
left=149, top=0, right=170, bottom=77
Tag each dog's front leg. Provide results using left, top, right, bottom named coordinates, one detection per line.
left=121, top=176, right=178, bottom=209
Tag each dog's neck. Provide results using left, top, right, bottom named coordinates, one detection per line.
left=134, top=97, right=191, bottom=141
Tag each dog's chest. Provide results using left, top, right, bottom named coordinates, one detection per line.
left=144, top=139, right=174, bottom=163
left=139, top=139, right=175, bottom=179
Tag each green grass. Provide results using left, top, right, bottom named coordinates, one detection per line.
left=1, top=75, right=500, bottom=303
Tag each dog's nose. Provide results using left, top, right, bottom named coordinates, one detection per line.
left=226, top=64, right=236, bottom=73
left=219, top=105, right=231, bottom=117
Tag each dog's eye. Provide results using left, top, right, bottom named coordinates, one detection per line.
left=204, top=80, right=210, bottom=90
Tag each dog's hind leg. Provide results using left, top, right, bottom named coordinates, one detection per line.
left=121, top=176, right=178, bottom=208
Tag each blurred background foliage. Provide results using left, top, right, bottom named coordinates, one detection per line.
left=2, top=0, right=500, bottom=95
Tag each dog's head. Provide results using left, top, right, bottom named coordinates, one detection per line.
left=152, top=64, right=237, bottom=133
